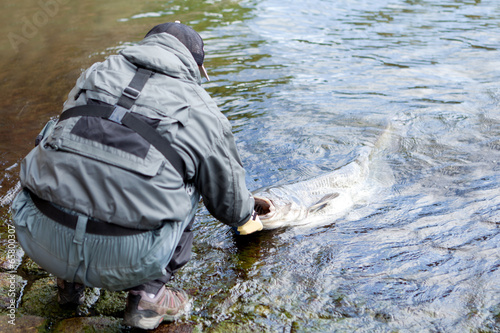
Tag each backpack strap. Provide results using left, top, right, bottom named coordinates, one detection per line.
left=58, top=68, right=186, bottom=179
left=116, top=67, right=152, bottom=109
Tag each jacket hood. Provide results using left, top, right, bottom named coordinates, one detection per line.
left=120, top=33, right=202, bottom=84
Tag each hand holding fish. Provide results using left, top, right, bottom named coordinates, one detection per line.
left=232, top=210, right=263, bottom=235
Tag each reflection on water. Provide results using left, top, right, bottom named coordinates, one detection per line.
left=1, top=0, right=500, bottom=331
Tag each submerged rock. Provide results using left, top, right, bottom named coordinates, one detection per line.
left=19, top=277, right=75, bottom=319
left=20, top=256, right=49, bottom=278
left=0, top=272, right=26, bottom=313
left=0, top=314, right=48, bottom=332
left=52, top=316, right=122, bottom=332
left=93, top=289, right=127, bottom=317
left=0, top=244, right=23, bottom=272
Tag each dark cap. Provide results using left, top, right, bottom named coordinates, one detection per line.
left=145, top=22, right=204, bottom=66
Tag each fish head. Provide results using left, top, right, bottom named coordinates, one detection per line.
left=253, top=195, right=307, bottom=228
left=254, top=196, right=275, bottom=219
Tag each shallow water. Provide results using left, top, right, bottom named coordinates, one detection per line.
left=1, top=0, right=500, bottom=331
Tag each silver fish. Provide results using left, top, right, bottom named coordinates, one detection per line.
left=253, top=129, right=394, bottom=229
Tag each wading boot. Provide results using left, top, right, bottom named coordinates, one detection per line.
left=57, top=278, right=85, bottom=306
left=123, top=285, right=189, bottom=330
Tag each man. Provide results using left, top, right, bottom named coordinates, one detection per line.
left=12, top=22, right=262, bottom=330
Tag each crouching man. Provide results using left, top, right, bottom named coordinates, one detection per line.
left=12, top=22, right=262, bottom=330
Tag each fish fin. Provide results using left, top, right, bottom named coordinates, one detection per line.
left=308, top=193, right=340, bottom=213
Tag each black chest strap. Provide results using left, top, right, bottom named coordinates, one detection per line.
left=58, top=68, right=186, bottom=179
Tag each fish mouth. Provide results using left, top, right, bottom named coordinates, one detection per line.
left=254, top=196, right=276, bottom=220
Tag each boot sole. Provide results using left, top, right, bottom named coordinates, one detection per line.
left=123, top=307, right=185, bottom=330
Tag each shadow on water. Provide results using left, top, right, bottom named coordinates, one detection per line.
left=2, top=0, right=500, bottom=332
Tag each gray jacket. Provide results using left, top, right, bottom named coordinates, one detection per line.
left=20, top=32, right=254, bottom=230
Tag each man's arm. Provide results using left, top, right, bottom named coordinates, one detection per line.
left=195, top=130, right=261, bottom=234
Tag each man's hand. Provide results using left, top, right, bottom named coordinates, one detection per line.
left=233, top=211, right=263, bottom=235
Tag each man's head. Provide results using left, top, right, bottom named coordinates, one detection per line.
left=145, top=22, right=210, bottom=81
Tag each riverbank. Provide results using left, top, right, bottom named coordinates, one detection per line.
left=0, top=243, right=258, bottom=333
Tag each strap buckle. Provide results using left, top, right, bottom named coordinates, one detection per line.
left=122, top=86, right=141, bottom=100
left=108, top=106, right=128, bottom=124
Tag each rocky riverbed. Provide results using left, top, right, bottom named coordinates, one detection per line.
left=0, top=228, right=256, bottom=333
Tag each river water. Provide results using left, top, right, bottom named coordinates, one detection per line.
left=1, top=0, right=500, bottom=332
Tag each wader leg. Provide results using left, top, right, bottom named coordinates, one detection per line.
left=129, top=215, right=195, bottom=295
left=58, top=215, right=88, bottom=305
